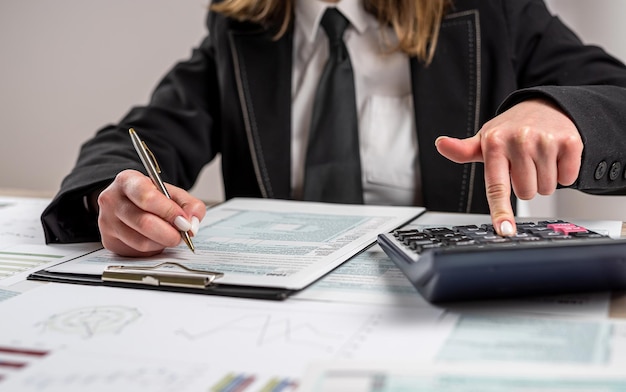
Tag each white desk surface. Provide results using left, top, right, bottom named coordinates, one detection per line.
left=1, top=191, right=625, bottom=391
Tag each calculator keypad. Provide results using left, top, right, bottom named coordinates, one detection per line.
left=392, top=220, right=608, bottom=254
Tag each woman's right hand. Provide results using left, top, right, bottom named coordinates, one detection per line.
left=96, top=169, right=206, bottom=257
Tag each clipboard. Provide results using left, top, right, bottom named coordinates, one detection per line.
left=102, top=262, right=223, bottom=288
left=29, top=198, right=425, bottom=301
left=29, top=260, right=296, bottom=300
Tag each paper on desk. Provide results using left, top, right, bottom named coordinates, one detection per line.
left=0, top=243, right=102, bottom=287
left=0, top=196, right=50, bottom=246
left=0, top=283, right=446, bottom=389
left=435, top=311, right=626, bottom=366
left=0, top=342, right=303, bottom=392
left=0, top=346, right=211, bottom=392
left=0, top=196, right=102, bottom=287
left=298, top=361, right=626, bottom=392
left=292, top=244, right=430, bottom=307
left=0, top=288, right=19, bottom=302
left=292, top=244, right=613, bottom=319
left=46, top=198, right=424, bottom=290
left=2, top=284, right=626, bottom=391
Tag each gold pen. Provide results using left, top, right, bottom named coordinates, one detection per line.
left=128, top=128, right=195, bottom=253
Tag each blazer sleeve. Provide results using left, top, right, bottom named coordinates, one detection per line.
left=41, top=14, right=221, bottom=244
left=497, top=0, right=626, bottom=194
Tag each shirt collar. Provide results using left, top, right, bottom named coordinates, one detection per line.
left=295, top=0, right=379, bottom=43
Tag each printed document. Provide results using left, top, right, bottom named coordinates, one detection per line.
left=298, top=361, right=626, bottom=392
left=44, top=198, right=424, bottom=289
left=0, top=196, right=100, bottom=286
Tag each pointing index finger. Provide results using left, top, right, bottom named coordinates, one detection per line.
left=483, top=151, right=516, bottom=236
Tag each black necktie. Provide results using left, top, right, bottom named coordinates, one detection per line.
left=302, top=8, right=364, bottom=204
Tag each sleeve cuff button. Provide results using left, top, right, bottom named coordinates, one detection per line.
left=594, top=161, right=607, bottom=180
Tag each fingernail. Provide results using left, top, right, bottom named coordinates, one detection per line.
left=190, top=216, right=200, bottom=236
left=174, top=216, right=191, bottom=232
left=434, top=136, right=445, bottom=147
left=500, top=220, right=515, bottom=236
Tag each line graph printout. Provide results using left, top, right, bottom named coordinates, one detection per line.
left=46, top=198, right=424, bottom=289
left=171, top=305, right=388, bottom=366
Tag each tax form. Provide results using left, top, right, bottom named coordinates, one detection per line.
left=36, top=198, right=424, bottom=295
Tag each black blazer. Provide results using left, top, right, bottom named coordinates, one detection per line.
left=42, top=0, right=626, bottom=243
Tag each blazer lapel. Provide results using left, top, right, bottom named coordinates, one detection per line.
left=412, top=10, right=482, bottom=213
left=228, top=11, right=483, bottom=206
left=229, top=28, right=293, bottom=199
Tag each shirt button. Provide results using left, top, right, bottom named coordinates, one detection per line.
left=609, top=162, right=621, bottom=181
left=594, top=161, right=608, bottom=180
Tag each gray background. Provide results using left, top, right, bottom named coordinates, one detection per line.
left=1, top=0, right=625, bottom=219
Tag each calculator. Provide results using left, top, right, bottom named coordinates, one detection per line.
left=377, top=220, right=626, bottom=303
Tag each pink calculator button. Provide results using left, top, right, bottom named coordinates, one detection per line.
left=546, top=223, right=588, bottom=235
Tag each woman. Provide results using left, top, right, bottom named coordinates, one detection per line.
left=42, top=0, right=626, bottom=256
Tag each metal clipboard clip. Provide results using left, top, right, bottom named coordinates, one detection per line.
left=102, top=262, right=224, bottom=289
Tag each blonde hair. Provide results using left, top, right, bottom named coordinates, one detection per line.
left=211, top=0, right=450, bottom=64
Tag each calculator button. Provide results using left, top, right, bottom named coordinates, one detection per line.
left=570, top=232, right=606, bottom=238
left=513, top=236, right=543, bottom=242
left=538, top=219, right=565, bottom=224
left=394, top=229, right=419, bottom=239
left=467, top=231, right=491, bottom=238
left=482, top=237, right=512, bottom=243
left=452, top=225, right=482, bottom=234
left=423, top=227, right=455, bottom=236
left=398, top=232, right=427, bottom=241
left=546, top=223, right=588, bottom=235
left=407, top=238, right=438, bottom=249
left=538, top=233, right=572, bottom=240
left=413, top=242, right=445, bottom=253
left=526, top=227, right=554, bottom=234
left=450, top=239, right=478, bottom=246
left=443, top=235, right=472, bottom=243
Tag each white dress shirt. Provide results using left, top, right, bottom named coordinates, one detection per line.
left=291, top=0, right=421, bottom=206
